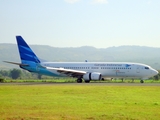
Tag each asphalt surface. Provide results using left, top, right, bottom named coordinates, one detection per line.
left=0, top=82, right=160, bottom=86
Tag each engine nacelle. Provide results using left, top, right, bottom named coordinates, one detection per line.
left=83, top=72, right=102, bottom=81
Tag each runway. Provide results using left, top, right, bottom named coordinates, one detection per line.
left=0, top=82, right=160, bottom=86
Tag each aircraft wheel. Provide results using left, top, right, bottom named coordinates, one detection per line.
left=85, top=80, right=90, bottom=83
left=77, top=78, right=82, bottom=83
left=140, top=80, right=144, bottom=83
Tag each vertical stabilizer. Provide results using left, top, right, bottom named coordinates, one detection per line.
left=16, top=36, right=40, bottom=63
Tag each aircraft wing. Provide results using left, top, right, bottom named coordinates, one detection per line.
left=46, top=67, right=86, bottom=77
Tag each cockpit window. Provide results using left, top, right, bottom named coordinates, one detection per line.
left=145, top=67, right=149, bottom=69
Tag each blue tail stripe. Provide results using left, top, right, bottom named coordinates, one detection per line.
left=20, top=54, right=39, bottom=62
left=20, top=45, right=34, bottom=53
left=16, top=36, right=40, bottom=63
left=19, top=46, right=36, bottom=56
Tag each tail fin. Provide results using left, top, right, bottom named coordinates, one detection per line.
left=16, top=36, right=40, bottom=63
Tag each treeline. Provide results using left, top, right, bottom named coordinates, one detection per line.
left=153, top=70, right=160, bottom=80
left=0, top=69, right=44, bottom=80
left=0, top=69, right=160, bottom=81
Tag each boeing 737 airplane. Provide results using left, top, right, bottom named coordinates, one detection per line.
left=4, top=36, right=158, bottom=83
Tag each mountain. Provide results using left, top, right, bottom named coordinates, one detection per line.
left=0, top=43, right=160, bottom=69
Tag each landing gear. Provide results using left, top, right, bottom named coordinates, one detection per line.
left=77, top=78, right=82, bottom=83
left=121, top=78, right=124, bottom=82
left=85, top=80, right=90, bottom=83
left=140, top=80, right=144, bottom=83
left=101, top=78, right=104, bottom=81
left=76, top=78, right=90, bottom=83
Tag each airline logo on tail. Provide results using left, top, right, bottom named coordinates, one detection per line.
left=16, top=36, right=40, bottom=63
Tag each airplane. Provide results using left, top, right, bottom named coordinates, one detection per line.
left=4, top=36, right=158, bottom=83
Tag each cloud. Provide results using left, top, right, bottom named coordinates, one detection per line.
left=64, top=0, right=80, bottom=4
left=92, top=0, right=108, bottom=4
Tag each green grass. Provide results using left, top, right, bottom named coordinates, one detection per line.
left=2, top=78, right=160, bottom=83
left=0, top=84, right=160, bottom=120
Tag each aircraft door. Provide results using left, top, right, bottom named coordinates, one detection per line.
left=136, top=66, right=140, bottom=73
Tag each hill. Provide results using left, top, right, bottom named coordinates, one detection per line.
left=0, top=43, right=160, bottom=69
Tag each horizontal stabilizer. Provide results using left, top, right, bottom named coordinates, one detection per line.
left=3, top=61, right=29, bottom=66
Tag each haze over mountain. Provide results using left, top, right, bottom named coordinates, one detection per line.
left=0, top=43, right=160, bottom=70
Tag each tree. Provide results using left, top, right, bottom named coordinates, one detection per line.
left=153, top=70, right=160, bottom=80
left=0, top=70, right=9, bottom=77
left=10, top=69, right=22, bottom=79
left=37, top=74, right=42, bottom=79
left=0, top=74, right=4, bottom=82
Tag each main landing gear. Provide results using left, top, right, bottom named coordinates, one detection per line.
left=84, top=80, right=90, bottom=83
left=76, top=78, right=90, bottom=83
left=77, top=78, right=82, bottom=83
left=140, top=80, right=144, bottom=83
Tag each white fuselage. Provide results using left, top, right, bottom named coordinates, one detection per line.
left=40, top=62, right=158, bottom=79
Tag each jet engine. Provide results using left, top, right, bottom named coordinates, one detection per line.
left=83, top=72, right=102, bottom=81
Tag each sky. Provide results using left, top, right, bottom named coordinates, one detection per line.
left=0, top=0, right=160, bottom=48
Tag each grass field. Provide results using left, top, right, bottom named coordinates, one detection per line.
left=3, top=78, right=160, bottom=83
left=0, top=83, right=160, bottom=120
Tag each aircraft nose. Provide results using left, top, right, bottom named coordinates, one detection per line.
left=152, top=69, right=159, bottom=76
